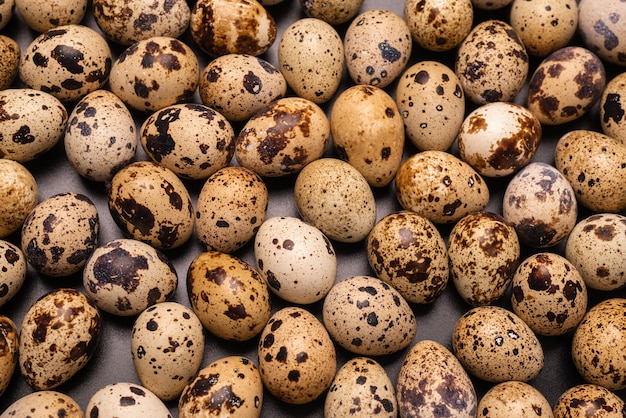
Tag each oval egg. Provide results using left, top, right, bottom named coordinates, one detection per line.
left=0, top=315, right=18, bottom=396
left=300, top=0, right=363, bottom=25
left=404, top=0, right=473, bottom=52
left=0, top=240, right=26, bottom=307
left=15, top=0, right=87, bottom=32
left=477, top=381, right=553, bottom=418
left=0, top=35, right=19, bottom=90
left=0, top=391, right=84, bottom=418
left=0, top=0, right=14, bottom=30
left=0, top=159, right=37, bottom=238
left=600, top=71, right=626, bottom=143
left=86, top=382, right=172, bottom=417
left=578, top=0, right=626, bottom=66
left=553, top=384, right=626, bottom=418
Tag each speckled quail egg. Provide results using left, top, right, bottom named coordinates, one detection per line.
left=600, top=72, right=626, bottom=143
left=0, top=159, right=37, bottom=238
left=553, top=384, right=626, bottom=418
left=0, top=240, right=26, bottom=307
left=299, top=0, right=363, bottom=25
left=179, top=356, right=263, bottom=418
left=0, top=391, right=84, bottom=418
left=86, top=382, right=172, bottom=417
left=21, top=192, right=99, bottom=277
left=82, top=238, right=178, bottom=316
left=0, top=0, right=14, bottom=30
left=0, top=315, right=18, bottom=396
left=396, top=339, right=477, bottom=418
left=404, top=0, right=473, bottom=52
left=472, top=0, right=512, bottom=9
left=19, top=25, right=112, bottom=103
left=15, top=0, right=87, bottom=32
left=0, top=35, right=19, bottom=90
left=19, top=288, right=101, bottom=390
left=477, top=381, right=553, bottom=418
left=344, top=9, right=412, bottom=88
left=452, top=305, right=544, bottom=383
left=578, top=0, right=626, bottom=66
left=131, top=302, right=204, bottom=401
left=107, top=161, right=194, bottom=250
left=258, top=306, right=336, bottom=404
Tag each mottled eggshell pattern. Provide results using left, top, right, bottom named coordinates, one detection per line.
left=187, top=251, right=271, bottom=341
left=300, top=0, right=363, bottom=25
left=477, top=381, right=553, bottom=418
left=0, top=240, right=26, bottom=307
left=131, top=302, right=204, bottom=401
left=18, top=288, right=101, bottom=390
left=82, top=238, right=178, bottom=316
left=502, top=162, right=577, bottom=248
left=258, top=306, right=336, bottom=404
left=0, top=391, right=84, bottom=418
left=322, top=275, right=417, bottom=356
left=395, top=150, right=490, bottom=224
left=404, top=0, right=473, bottom=52
left=452, top=305, right=544, bottom=382
left=179, top=356, right=263, bottom=418
left=294, top=158, right=377, bottom=243
left=21, top=192, right=99, bottom=277
left=472, top=0, right=512, bottom=9
left=553, top=384, right=626, bottom=418
left=578, top=0, right=626, bottom=66
left=0, top=35, right=19, bottom=90
left=325, top=357, right=397, bottom=418
left=0, top=316, right=18, bottom=396
left=86, top=382, right=172, bottom=418
left=235, top=97, right=330, bottom=177
left=19, top=25, right=112, bottom=103
left=107, top=161, right=194, bottom=250
left=600, top=71, right=626, bottom=143
left=0, top=0, right=14, bottom=30
left=344, top=9, right=412, bottom=88
left=396, top=339, right=477, bottom=418
left=254, top=216, right=336, bottom=305
left=0, top=159, right=37, bottom=238
left=15, top=0, right=87, bottom=32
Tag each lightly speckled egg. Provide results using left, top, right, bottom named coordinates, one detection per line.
left=86, top=382, right=172, bottom=418
left=452, top=305, right=544, bottom=383
left=600, top=71, right=626, bottom=143
left=0, top=35, right=19, bottom=90
left=199, top=54, right=287, bottom=122
left=300, top=0, right=363, bottom=25
left=258, top=306, right=336, bottom=404
left=0, top=159, right=37, bottom=238
left=322, top=275, right=417, bottom=356
left=395, top=60, right=465, bottom=152
left=21, top=192, right=99, bottom=277
left=0, top=391, right=84, bottom=418
left=396, top=339, right=477, bottom=418
left=344, top=9, right=412, bottom=88
left=330, top=84, right=404, bottom=187
left=0, top=240, right=26, bottom=307
left=395, top=150, right=490, bottom=224
left=15, top=0, right=87, bottom=32
left=187, top=251, right=271, bottom=341
left=0, top=315, right=18, bottom=396
left=553, top=384, right=626, bottom=418
left=325, top=357, right=397, bottom=418
left=477, top=381, right=553, bottom=418
left=131, top=302, right=204, bottom=401
left=19, top=25, right=112, bottom=103
left=294, top=158, right=377, bottom=243
left=179, top=356, right=263, bottom=418
left=502, top=162, right=577, bottom=248
left=0, top=0, right=14, bottom=30
left=278, top=18, right=344, bottom=104
left=82, top=238, right=178, bottom=316
left=254, top=216, right=336, bottom=305
left=65, top=89, right=137, bottom=182
left=18, top=288, right=101, bottom=390
left=404, top=0, right=473, bottom=52
left=578, top=0, right=626, bottom=66
left=107, top=161, right=194, bottom=250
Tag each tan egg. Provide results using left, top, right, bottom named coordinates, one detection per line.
left=0, top=35, right=19, bottom=90
left=578, top=0, right=626, bottom=66
left=15, top=0, right=87, bottom=32
left=0, top=159, right=37, bottom=238
left=330, top=84, right=404, bottom=187
left=553, top=384, right=626, bottom=418
left=0, top=391, right=84, bottom=418
left=472, top=0, right=512, bottom=9
left=477, top=381, right=553, bottom=418
left=0, top=0, right=14, bottom=30
left=0, top=240, right=26, bottom=307
left=86, top=382, right=172, bottom=417
left=404, top=0, right=473, bottom=52
left=0, top=315, right=18, bottom=396
left=600, top=72, right=626, bottom=143
left=300, top=0, right=363, bottom=25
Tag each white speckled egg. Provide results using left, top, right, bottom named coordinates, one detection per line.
left=0, top=315, right=18, bottom=396
left=0, top=0, right=14, bottom=30
left=0, top=35, right=19, bottom=90
left=404, top=0, right=473, bottom=52
left=553, top=384, right=626, bottom=417
left=477, top=381, right=553, bottom=418
left=0, top=159, right=37, bottom=238
left=300, top=0, right=363, bottom=25
left=578, top=0, right=626, bottom=66
left=600, top=72, right=626, bottom=143
left=0, top=240, right=26, bottom=307
left=86, top=382, right=172, bottom=417
left=15, top=0, right=87, bottom=32
left=0, top=391, right=84, bottom=418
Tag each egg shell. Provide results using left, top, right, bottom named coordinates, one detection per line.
left=199, top=53, right=287, bottom=122
left=395, top=150, right=490, bottom=224
left=527, top=46, right=606, bottom=125
left=18, top=288, right=101, bottom=390
left=457, top=101, right=542, bottom=178
left=258, top=306, right=336, bottom=404
left=0, top=391, right=84, bottom=418
left=86, top=382, right=172, bottom=417
left=82, top=238, right=178, bottom=316
left=0, top=159, right=37, bottom=238
left=396, top=339, right=477, bottom=418
left=325, top=357, right=397, bottom=418
left=502, top=162, right=577, bottom=248
left=109, top=36, right=199, bottom=113
left=15, top=0, right=87, bottom=32
left=0, top=240, right=26, bottom=307
left=553, top=384, right=626, bottom=418
left=0, top=0, right=14, bottom=30
left=107, top=161, right=194, bottom=250
left=65, top=89, right=138, bottom=182
left=555, top=129, right=626, bottom=213
left=0, top=35, right=19, bottom=90
left=186, top=251, right=271, bottom=341
left=452, top=305, right=544, bottom=382
left=300, top=0, right=363, bottom=25
left=344, top=9, right=412, bottom=88
left=578, top=0, right=626, bottom=66
left=19, top=25, right=112, bottom=103
left=0, top=89, right=68, bottom=162
left=472, top=0, right=512, bottom=9
left=179, top=356, right=263, bottom=418
left=395, top=60, right=465, bottom=152
left=404, top=0, right=473, bottom=52
left=330, top=84, right=404, bottom=187
left=477, top=381, right=553, bottom=418
left=140, top=103, right=235, bottom=180
left=131, top=302, right=204, bottom=401
left=572, top=298, right=626, bottom=390
left=294, top=158, right=377, bottom=243
left=322, top=275, right=417, bottom=356
left=254, top=216, right=336, bottom=304
left=600, top=72, right=626, bottom=143
left=449, top=211, right=520, bottom=307
left=21, top=192, right=99, bottom=277
left=0, top=315, right=18, bottom=396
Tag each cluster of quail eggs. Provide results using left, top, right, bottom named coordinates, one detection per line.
left=1, top=0, right=626, bottom=416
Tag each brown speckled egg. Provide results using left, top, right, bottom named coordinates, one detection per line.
left=502, top=162, right=577, bottom=248
left=367, top=211, right=449, bottom=304
left=472, top=0, right=512, bottom=9
left=1, top=391, right=84, bottom=417
left=452, top=305, right=544, bottom=383
left=15, top=0, right=87, bottom=32
left=19, top=288, right=101, bottom=390
left=21, top=192, right=99, bottom=277
left=404, top=0, right=473, bottom=52
left=553, top=384, right=626, bottom=417
left=344, top=9, right=412, bottom=88
left=86, top=382, right=172, bottom=417
left=600, top=72, right=626, bottom=143
left=449, top=212, right=520, bottom=307
left=578, top=0, right=626, bottom=66
left=477, top=381, right=553, bottom=418
left=396, top=339, right=477, bottom=418
left=0, top=35, right=19, bottom=90
left=140, top=103, right=235, bottom=180
left=187, top=251, right=271, bottom=342
left=322, top=275, right=417, bottom=356
left=0, top=159, right=37, bottom=238
left=300, top=0, right=363, bottom=25
left=0, top=0, right=14, bottom=30
left=0, top=240, right=26, bottom=307
left=395, top=150, right=490, bottom=224
left=82, top=239, right=178, bottom=316
left=0, top=315, right=18, bottom=396
left=258, top=306, right=336, bottom=404
left=107, top=161, right=194, bottom=250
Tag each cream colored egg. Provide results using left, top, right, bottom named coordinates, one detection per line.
left=15, top=0, right=87, bottom=32
left=0, top=159, right=37, bottom=238
left=578, top=0, right=626, bottom=66
left=600, top=72, right=626, bottom=143
left=0, top=315, right=18, bottom=396
left=86, top=382, right=172, bottom=417
left=0, top=35, right=19, bottom=90
left=300, top=0, right=363, bottom=25
left=477, top=381, right=553, bottom=418
left=404, top=0, right=473, bottom=52
left=0, top=0, right=14, bottom=30
left=553, top=384, right=626, bottom=418
left=0, top=391, right=84, bottom=418
left=0, top=240, right=26, bottom=307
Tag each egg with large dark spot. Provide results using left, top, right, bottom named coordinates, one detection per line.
left=553, top=384, right=626, bottom=417
left=600, top=71, right=626, bottom=143
left=578, top=0, right=626, bottom=66
left=86, top=382, right=172, bottom=417
left=0, top=240, right=26, bottom=308
left=0, top=315, right=18, bottom=396
left=404, top=0, right=473, bottom=52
